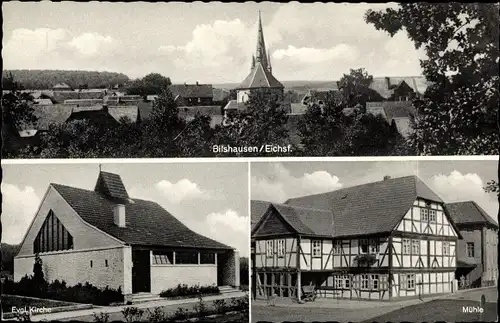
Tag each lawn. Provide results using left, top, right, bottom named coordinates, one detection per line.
left=203, top=312, right=249, bottom=322
left=2, top=294, right=77, bottom=313
left=362, top=299, right=498, bottom=323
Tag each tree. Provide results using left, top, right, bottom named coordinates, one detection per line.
left=126, top=73, right=172, bottom=97
left=211, top=92, right=291, bottom=156
left=298, top=94, right=406, bottom=156
left=338, top=68, right=381, bottom=109
left=366, top=3, right=499, bottom=155
left=32, top=253, right=47, bottom=294
left=2, top=73, right=38, bottom=156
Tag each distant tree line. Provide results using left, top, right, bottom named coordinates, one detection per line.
left=2, top=70, right=130, bottom=90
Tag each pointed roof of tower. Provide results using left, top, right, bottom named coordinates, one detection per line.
left=255, top=11, right=268, bottom=69
left=237, top=62, right=283, bottom=89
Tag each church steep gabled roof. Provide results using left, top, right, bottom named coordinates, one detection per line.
left=50, top=172, right=233, bottom=250
left=237, top=63, right=283, bottom=89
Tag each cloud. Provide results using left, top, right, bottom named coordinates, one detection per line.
left=429, top=170, right=498, bottom=219
left=155, top=178, right=212, bottom=204
left=206, top=210, right=249, bottom=255
left=1, top=183, right=40, bottom=244
left=68, top=32, right=114, bottom=56
left=273, top=44, right=359, bottom=64
left=3, top=28, right=117, bottom=70
left=4, top=3, right=428, bottom=82
left=251, top=163, right=343, bottom=203
left=431, top=171, right=485, bottom=201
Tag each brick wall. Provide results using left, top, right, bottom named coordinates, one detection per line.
left=14, top=246, right=127, bottom=292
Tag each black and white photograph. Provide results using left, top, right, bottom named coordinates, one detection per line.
left=250, top=159, right=498, bottom=322
left=1, top=162, right=249, bottom=322
left=2, top=2, right=498, bottom=158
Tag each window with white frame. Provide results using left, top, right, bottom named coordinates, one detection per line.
left=411, top=239, right=420, bottom=254
left=443, top=241, right=450, bottom=255
left=403, top=239, right=411, bottom=254
left=333, top=241, right=341, bottom=254
left=312, top=240, right=321, bottom=257
left=406, top=274, right=415, bottom=290
left=360, top=239, right=369, bottom=254
left=277, top=239, right=285, bottom=258
left=429, top=209, right=437, bottom=222
left=421, top=208, right=429, bottom=222
left=266, top=240, right=273, bottom=258
left=361, top=274, right=369, bottom=290
left=370, top=239, right=380, bottom=253
left=335, top=275, right=350, bottom=289
left=370, top=274, right=379, bottom=290
left=153, top=251, right=174, bottom=265
left=343, top=275, right=350, bottom=289
left=467, top=242, right=474, bottom=257
left=421, top=207, right=436, bottom=222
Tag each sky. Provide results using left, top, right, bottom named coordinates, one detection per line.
left=2, top=2, right=426, bottom=83
left=251, top=160, right=499, bottom=220
left=1, top=162, right=250, bottom=257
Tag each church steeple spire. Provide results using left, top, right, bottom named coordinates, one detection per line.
left=255, top=10, right=268, bottom=70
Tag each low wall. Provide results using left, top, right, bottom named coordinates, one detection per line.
left=150, top=265, right=217, bottom=294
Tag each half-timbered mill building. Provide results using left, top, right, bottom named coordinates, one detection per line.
left=251, top=175, right=462, bottom=301
left=14, top=171, right=240, bottom=300
left=446, top=201, right=498, bottom=288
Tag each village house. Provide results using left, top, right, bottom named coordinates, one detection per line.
left=169, top=82, right=214, bottom=106
left=251, top=175, right=462, bottom=301
left=14, top=171, right=240, bottom=300
left=52, top=82, right=72, bottom=91
left=446, top=201, right=498, bottom=288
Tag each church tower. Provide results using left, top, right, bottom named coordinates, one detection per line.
left=234, top=11, right=284, bottom=105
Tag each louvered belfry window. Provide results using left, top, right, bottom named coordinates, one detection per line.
left=33, top=210, right=74, bottom=253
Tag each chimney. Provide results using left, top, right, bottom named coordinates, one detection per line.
left=113, top=204, right=126, bottom=227
left=383, top=175, right=391, bottom=181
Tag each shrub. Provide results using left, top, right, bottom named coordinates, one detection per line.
left=122, top=307, right=144, bottom=322
left=212, top=299, right=228, bottom=314
left=146, top=307, right=170, bottom=323
left=1, top=276, right=123, bottom=306
left=193, top=294, right=208, bottom=317
left=173, top=307, right=190, bottom=321
left=14, top=311, right=31, bottom=322
left=229, top=296, right=249, bottom=312
left=159, top=284, right=219, bottom=298
left=92, top=312, right=110, bottom=323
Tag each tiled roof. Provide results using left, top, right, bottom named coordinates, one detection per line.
left=286, top=175, right=444, bottom=237
left=52, top=182, right=232, bottom=250
left=272, top=204, right=335, bottom=236
left=169, top=84, right=213, bottom=98
left=213, top=88, right=230, bottom=102
left=366, top=101, right=417, bottom=122
left=19, top=105, right=73, bottom=131
left=94, top=171, right=129, bottom=200
left=108, top=106, right=139, bottom=123
left=237, top=63, right=283, bottom=89
left=446, top=201, right=498, bottom=228
left=251, top=200, right=272, bottom=230
left=369, top=77, right=428, bottom=99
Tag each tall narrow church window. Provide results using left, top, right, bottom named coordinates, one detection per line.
left=33, top=210, right=73, bottom=253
